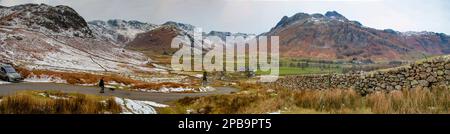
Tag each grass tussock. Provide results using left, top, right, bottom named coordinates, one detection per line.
left=0, top=91, right=122, bottom=114
left=163, top=83, right=450, bottom=114
left=367, top=87, right=450, bottom=114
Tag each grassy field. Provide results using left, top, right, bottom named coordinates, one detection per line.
left=256, top=66, right=342, bottom=76
left=159, top=82, right=450, bottom=114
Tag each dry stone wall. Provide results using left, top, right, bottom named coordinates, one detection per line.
left=275, top=56, right=450, bottom=95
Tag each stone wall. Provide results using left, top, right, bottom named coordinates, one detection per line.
left=275, top=56, right=450, bottom=94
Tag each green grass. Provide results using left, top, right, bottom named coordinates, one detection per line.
left=256, top=67, right=342, bottom=76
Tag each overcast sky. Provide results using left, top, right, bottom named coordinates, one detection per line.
left=1, top=0, right=449, bottom=34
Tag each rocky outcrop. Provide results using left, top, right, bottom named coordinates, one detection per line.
left=275, top=55, right=450, bottom=95
left=0, top=4, right=93, bottom=38
left=205, top=31, right=254, bottom=41
left=88, top=19, right=158, bottom=44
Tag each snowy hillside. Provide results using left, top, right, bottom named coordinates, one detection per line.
left=0, top=27, right=159, bottom=73
left=0, top=4, right=92, bottom=38
left=89, top=19, right=158, bottom=45
left=0, top=4, right=167, bottom=74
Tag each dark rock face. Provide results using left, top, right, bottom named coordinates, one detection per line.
left=0, top=4, right=92, bottom=38
left=206, top=31, right=232, bottom=40
left=88, top=19, right=157, bottom=44
left=162, top=21, right=196, bottom=32
left=324, top=11, right=348, bottom=21
left=275, top=56, right=450, bottom=95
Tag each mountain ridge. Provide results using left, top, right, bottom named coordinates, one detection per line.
left=264, top=11, right=450, bottom=61
left=0, top=3, right=93, bottom=38
left=1, top=3, right=449, bottom=62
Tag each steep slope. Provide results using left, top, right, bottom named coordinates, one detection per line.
left=126, top=24, right=181, bottom=54
left=88, top=19, right=158, bottom=45
left=126, top=21, right=205, bottom=55
left=0, top=3, right=92, bottom=38
left=264, top=11, right=450, bottom=61
left=126, top=21, right=254, bottom=55
left=0, top=4, right=159, bottom=73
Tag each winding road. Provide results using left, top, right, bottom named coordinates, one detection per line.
left=0, top=82, right=238, bottom=103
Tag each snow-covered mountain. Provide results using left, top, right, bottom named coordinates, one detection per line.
left=0, top=4, right=160, bottom=74
left=125, top=21, right=254, bottom=55
left=88, top=19, right=158, bottom=45
left=125, top=21, right=203, bottom=54
left=205, top=31, right=255, bottom=41
left=263, top=11, right=450, bottom=61
left=0, top=3, right=92, bottom=38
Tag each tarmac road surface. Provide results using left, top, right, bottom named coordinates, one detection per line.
left=0, top=82, right=238, bottom=103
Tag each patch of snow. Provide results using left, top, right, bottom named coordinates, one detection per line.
left=1, top=28, right=158, bottom=74
left=131, top=76, right=186, bottom=83
left=198, top=86, right=216, bottom=92
left=194, top=74, right=203, bottom=78
left=160, top=87, right=195, bottom=93
left=136, top=86, right=216, bottom=93
left=268, top=110, right=281, bottom=114
left=38, top=92, right=69, bottom=100
left=310, top=17, right=321, bottom=23
left=88, top=19, right=158, bottom=44
left=402, top=31, right=434, bottom=37
left=186, top=109, right=194, bottom=114
left=24, top=75, right=67, bottom=83
left=0, top=80, right=11, bottom=84
left=77, top=83, right=96, bottom=86
left=136, top=87, right=193, bottom=93
left=104, top=85, right=115, bottom=89
left=114, top=97, right=168, bottom=114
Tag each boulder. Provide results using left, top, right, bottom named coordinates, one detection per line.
left=426, top=76, right=437, bottom=83
left=437, top=70, right=444, bottom=76
left=411, top=80, right=419, bottom=85
left=419, top=80, right=429, bottom=87
left=419, top=72, right=428, bottom=79
left=445, top=63, right=450, bottom=70
left=426, top=67, right=432, bottom=73
left=386, top=86, right=394, bottom=91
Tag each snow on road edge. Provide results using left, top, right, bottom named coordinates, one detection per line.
left=135, top=86, right=216, bottom=93
left=23, top=75, right=67, bottom=83
left=114, top=97, right=168, bottom=114
left=0, top=81, right=10, bottom=84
